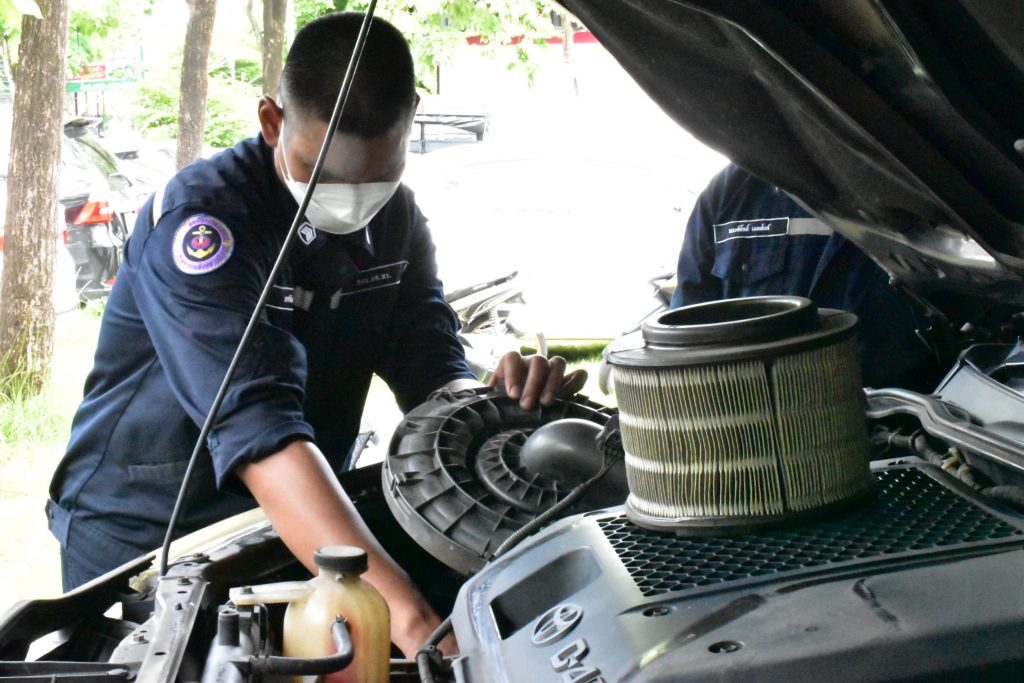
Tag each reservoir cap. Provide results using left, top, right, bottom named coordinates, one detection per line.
left=314, top=545, right=369, bottom=575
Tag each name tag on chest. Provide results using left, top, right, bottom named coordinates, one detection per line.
left=713, top=217, right=789, bottom=243
left=335, top=261, right=409, bottom=300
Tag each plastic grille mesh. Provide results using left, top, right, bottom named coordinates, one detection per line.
left=600, top=468, right=1024, bottom=597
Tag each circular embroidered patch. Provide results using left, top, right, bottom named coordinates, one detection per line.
left=172, top=214, right=235, bottom=275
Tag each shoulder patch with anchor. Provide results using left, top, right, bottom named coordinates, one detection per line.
left=173, top=214, right=235, bottom=275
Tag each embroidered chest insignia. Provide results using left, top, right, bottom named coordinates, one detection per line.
left=298, top=221, right=317, bottom=245
left=173, top=214, right=235, bottom=274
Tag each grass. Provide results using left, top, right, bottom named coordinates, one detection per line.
left=0, top=310, right=101, bottom=608
left=0, top=382, right=66, bottom=447
left=548, top=340, right=608, bottom=364
left=547, top=340, right=617, bottom=409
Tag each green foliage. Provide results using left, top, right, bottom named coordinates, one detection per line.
left=81, top=298, right=106, bottom=318
left=0, top=352, right=65, bottom=445
left=0, top=0, right=31, bottom=77
left=210, top=57, right=262, bottom=86
left=1, top=0, right=139, bottom=82
left=132, top=66, right=258, bottom=150
left=0, top=0, right=40, bottom=26
left=68, top=3, right=121, bottom=73
left=292, top=0, right=558, bottom=92
left=132, top=72, right=177, bottom=133
left=203, top=77, right=260, bottom=148
left=295, top=0, right=349, bottom=31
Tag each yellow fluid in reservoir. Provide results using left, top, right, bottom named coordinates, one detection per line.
left=282, top=546, right=391, bottom=683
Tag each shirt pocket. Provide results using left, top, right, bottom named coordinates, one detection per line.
left=127, top=457, right=191, bottom=483
left=710, top=236, right=790, bottom=292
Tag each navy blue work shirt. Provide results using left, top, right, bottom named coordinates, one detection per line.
left=47, top=135, right=473, bottom=574
left=672, top=163, right=938, bottom=391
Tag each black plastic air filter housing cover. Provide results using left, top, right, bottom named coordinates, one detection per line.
left=383, top=388, right=623, bottom=575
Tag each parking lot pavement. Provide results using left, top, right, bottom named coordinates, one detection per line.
left=403, top=119, right=726, bottom=341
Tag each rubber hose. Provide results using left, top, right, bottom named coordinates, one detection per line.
left=241, top=618, right=353, bottom=675
left=981, top=486, right=1024, bottom=509
left=414, top=616, right=452, bottom=683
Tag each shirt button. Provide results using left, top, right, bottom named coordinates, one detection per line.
left=740, top=263, right=750, bottom=273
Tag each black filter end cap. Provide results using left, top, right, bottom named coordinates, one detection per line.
left=643, top=296, right=816, bottom=347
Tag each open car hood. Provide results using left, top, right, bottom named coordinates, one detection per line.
left=560, top=0, right=1024, bottom=315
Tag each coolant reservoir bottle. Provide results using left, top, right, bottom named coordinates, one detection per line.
left=283, top=546, right=391, bottom=683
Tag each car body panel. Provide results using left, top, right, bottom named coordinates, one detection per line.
left=560, top=0, right=1024, bottom=315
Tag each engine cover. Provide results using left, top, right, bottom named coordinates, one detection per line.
left=448, top=460, right=1024, bottom=682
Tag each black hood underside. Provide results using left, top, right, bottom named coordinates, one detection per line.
left=560, top=0, right=1024, bottom=314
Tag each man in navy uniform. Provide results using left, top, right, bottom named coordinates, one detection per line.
left=673, top=162, right=938, bottom=391
left=47, top=13, right=582, bottom=655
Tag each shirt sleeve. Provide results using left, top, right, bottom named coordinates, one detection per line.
left=672, top=166, right=734, bottom=308
left=375, top=204, right=474, bottom=413
left=126, top=205, right=314, bottom=488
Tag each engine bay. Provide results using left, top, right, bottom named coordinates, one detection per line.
left=5, top=299, right=1024, bottom=683
left=2, top=339, right=1024, bottom=682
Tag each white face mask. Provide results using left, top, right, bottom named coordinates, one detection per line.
left=279, top=131, right=401, bottom=235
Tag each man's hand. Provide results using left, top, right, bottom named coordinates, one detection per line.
left=238, top=440, right=454, bottom=657
left=488, top=352, right=587, bottom=410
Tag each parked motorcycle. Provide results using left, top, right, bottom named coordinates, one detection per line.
left=626, top=270, right=677, bottom=334
left=599, top=269, right=677, bottom=394
left=445, top=270, right=548, bottom=380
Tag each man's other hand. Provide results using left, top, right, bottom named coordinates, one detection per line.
left=488, top=352, right=587, bottom=410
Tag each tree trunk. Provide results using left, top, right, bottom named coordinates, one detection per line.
left=560, top=11, right=578, bottom=96
left=175, top=0, right=217, bottom=169
left=0, top=0, right=70, bottom=392
left=561, top=12, right=574, bottom=63
left=246, top=0, right=261, bottom=48
left=262, top=0, right=286, bottom=97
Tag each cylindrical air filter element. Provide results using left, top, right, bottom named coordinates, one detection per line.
left=605, top=296, right=872, bottom=534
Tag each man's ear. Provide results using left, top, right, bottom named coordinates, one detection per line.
left=258, top=96, right=284, bottom=146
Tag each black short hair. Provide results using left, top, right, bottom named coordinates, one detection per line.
left=281, top=12, right=415, bottom=138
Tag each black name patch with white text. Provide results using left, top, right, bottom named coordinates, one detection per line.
left=713, top=217, right=789, bottom=243
left=329, top=261, right=409, bottom=308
